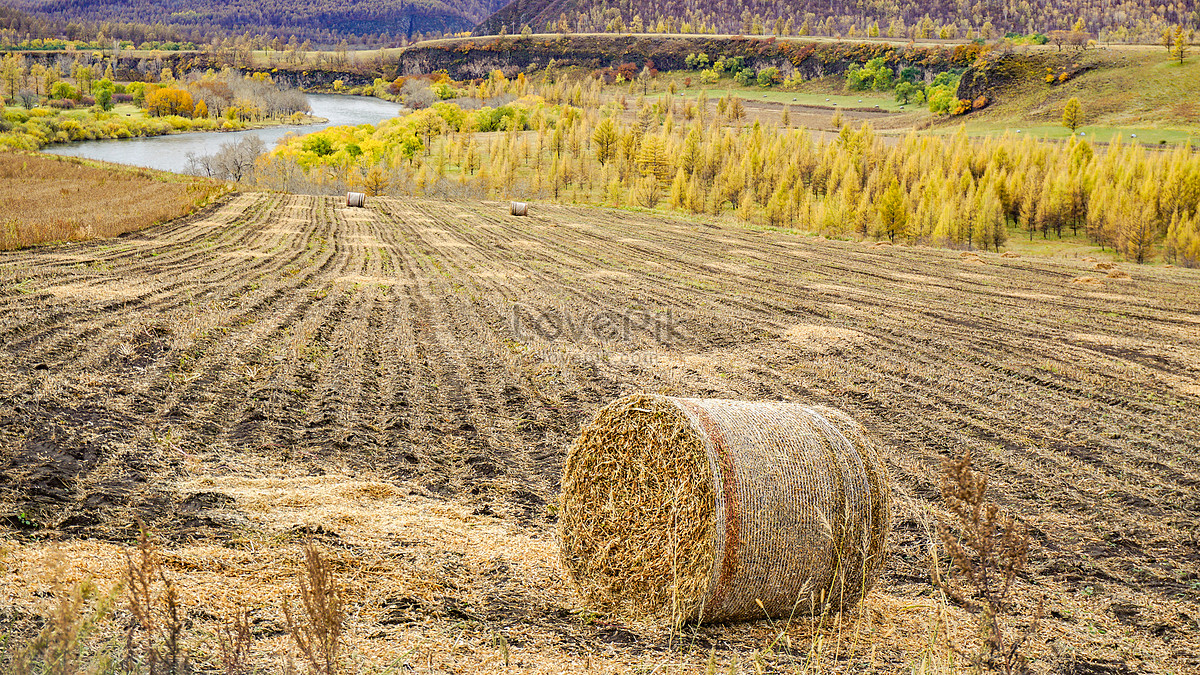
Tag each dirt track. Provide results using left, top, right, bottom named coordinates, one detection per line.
left=1, top=193, right=1198, bottom=670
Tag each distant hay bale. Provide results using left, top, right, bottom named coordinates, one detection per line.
left=1082, top=256, right=1098, bottom=263
left=962, top=257, right=985, bottom=265
left=510, top=201, right=528, bottom=216
left=1093, top=262, right=1117, bottom=271
left=872, top=241, right=892, bottom=247
left=1071, top=275, right=1103, bottom=285
left=346, top=192, right=366, bottom=208
left=1000, top=251, right=1020, bottom=258
left=559, top=395, right=892, bottom=624
left=1107, top=269, right=1131, bottom=279
left=959, top=250, right=979, bottom=258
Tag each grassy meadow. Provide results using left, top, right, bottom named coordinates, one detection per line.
left=0, top=152, right=227, bottom=250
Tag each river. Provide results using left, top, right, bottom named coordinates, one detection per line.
left=42, top=94, right=404, bottom=174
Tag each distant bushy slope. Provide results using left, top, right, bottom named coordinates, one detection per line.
left=477, top=0, right=1199, bottom=43
left=9, top=0, right=509, bottom=45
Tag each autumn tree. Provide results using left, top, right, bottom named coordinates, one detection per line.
left=635, top=134, right=671, bottom=181
left=1118, top=198, right=1159, bottom=263
left=413, top=109, right=446, bottom=155
left=1061, top=97, right=1082, bottom=133
left=362, top=165, right=390, bottom=196
left=895, top=82, right=920, bottom=104
left=875, top=178, right=908, bottom=242
left=145, top=87, right=194, bottom=117
left=1, top=53, right=24, bottom=102
left=1171, top=25, right=1189, bottom=65
left=592, top=117, right=617, bottom=165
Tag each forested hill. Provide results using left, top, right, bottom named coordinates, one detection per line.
left=476, top=0, right=1199, bottom=43
left=7, top=0, right=509, bottom=46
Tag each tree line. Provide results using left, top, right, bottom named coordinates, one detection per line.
left=1, top=0, right=498, bottom=49
left=0, top=58, right=309, bottom=150
left=481, top=0, right=1200, bottom=45
left=251, top=72, right=1199, bottom=266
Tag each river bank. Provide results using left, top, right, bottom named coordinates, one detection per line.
left=41, top=94, right=404, bottom=174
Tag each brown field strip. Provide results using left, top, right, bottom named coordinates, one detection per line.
left=0, top=152, right=226, bottom=251
left=1, top=193, right=1198, bottom=671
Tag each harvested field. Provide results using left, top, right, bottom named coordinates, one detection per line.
left=1, top=192, right=1198, bottom=672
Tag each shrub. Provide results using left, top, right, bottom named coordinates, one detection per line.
left=927, top=85, right=957, bottom=115
left=757, top=67, right=779, bottom=87
left=50, top=81, right=77, bottom=100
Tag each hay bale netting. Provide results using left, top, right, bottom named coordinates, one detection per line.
left=346, top=192, right=366, bottom=208
left=510, top=201, right=528, bottom=216
left=559, top=394, right=891, bottom=624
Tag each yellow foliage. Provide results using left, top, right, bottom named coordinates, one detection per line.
left=145, top=87, right=194, bottom=118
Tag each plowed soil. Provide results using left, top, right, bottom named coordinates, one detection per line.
left=1, top=193, right=1198, bottom=672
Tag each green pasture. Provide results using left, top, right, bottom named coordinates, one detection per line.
left=675, top=83, right=907, bottom=111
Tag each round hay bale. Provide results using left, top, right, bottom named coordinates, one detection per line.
left=1093, top=262, right=1117, bottom=271
left=1106, top=269, right=1131, bottom=279
left=346, top=192, right=366, bottom=208
left=1082, top=256, right=1098, bottom=263
left=1000, top=251, right=1020, bottom=259
left=1071, top=275, right=1102, bottom=285
left=510, top=201, right=528, bottom=216
left=959, top=250, right=979, bottom=258
left=559, top=395, right=891, bottom=624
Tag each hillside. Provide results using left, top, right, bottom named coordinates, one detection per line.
left=476, top=0, right=1197, bottom=43
left=396, top=33, right=981, bottom=79
left=7, top=0, right=509, bottom=45
left=957, top=47, right=1200, bottom=133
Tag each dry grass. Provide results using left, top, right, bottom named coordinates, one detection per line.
left=0, top=152, right=226, bottom=251
left=0, top=476, right=982, bottom=674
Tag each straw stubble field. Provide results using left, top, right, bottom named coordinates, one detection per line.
left=0, top=193, right=1197, bottom=672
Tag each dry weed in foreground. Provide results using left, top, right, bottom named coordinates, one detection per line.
left=9, top=556, right=120, bottom=675
left=125, top=522, right=191, bottom=675
left=217, top=608, right=254, bottom=675
left=283, top=543, right=345, bottom=675
left=935, top=451, right=1040, bottom=675
left=0, top=152, right=226, bottom=251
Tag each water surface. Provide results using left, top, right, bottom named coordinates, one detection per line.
left=43, top=94, right=403, bottom=174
